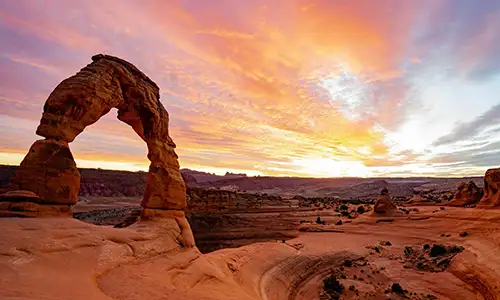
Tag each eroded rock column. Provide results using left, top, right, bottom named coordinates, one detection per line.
left=0, top=139, right=79, bottom=217
left=142, top=139, right=186, bottom=210
left=10, top=139, right=80, bottom=205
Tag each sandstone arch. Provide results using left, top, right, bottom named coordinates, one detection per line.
left=2, top=54, right=186, bottom=212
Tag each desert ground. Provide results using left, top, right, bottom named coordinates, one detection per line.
left=1, top=165, right=499, bottom=299
left=1, top=205, right=499, bottom=300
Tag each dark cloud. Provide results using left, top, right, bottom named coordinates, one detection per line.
left=431, top=140, right=500, bottom=169
left=433, top=103, right=500, bottom=146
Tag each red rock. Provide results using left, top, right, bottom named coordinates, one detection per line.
left=447, top=181, right=483, bottom=207
left=479, top=168, right=500, bottom=207
left=407, top=194, right=429, bottom=205
left=8, top=139, right=80, bottom=205
left=0, top=190, right=40, bottom=201
left=2, top=54, right=186, bottom=214
left=373, top=188, right=396, bottom=213
left=0, top=201, right=71, bottom=217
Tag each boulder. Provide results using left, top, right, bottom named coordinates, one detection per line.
left=373, top=188, right=397, bottom=213
left=447, top=181, right=483, bottom=207
left=478, top=168, right=500, bottom=207
left=407, top=194, right=429, bottom=205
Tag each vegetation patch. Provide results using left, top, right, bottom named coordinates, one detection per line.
left=320, top=274, right=344, bottom=300
left=404, top=243, right=464, bottom=272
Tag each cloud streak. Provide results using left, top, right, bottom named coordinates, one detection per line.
left=0, top=0, right=500, bottom=177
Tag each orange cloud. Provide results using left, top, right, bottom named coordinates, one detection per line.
left=4, top=0, right=487, bottom=177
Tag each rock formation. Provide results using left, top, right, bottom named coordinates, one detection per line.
left=0, top=54, right=186, bottom=217
left=407, top=193, right=429, bottom=205
left=447, top=181, right=483, bottom=207
left=373, top=188, right=396, bottom=213
left=370, top=188, right=405, bottom=217
left=479, top=168, right=500, bottom=207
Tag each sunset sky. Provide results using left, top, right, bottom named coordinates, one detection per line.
left=1, top=0, right=500, bottom=177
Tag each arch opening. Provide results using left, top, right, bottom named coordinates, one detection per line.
left=1, top=54, right=186, bottom=214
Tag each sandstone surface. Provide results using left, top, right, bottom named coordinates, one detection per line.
left=407, top=193, right=430, bottom=205
left=1, top=207, right=500, bottom=299
left=479, top=168, right=500, bottom=207
left=447, top=181, right=483, bottom=207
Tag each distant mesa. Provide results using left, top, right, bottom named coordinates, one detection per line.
left=224, top=172, right=247, bottom=177
left=373, top=179, right=389, bottom=186
left=181, top=172, right=198, bottom=185
left=447, top=181, right=483, bottom=207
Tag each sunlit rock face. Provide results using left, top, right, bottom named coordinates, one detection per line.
left=447, top=181, right=483, bottom=207
left=479, top=168, right=500, bottom=207
left=2, top=54, right=186, bottom=212
left=373, top=188, right=396, bottom=213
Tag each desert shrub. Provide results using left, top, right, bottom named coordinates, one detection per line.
left=336, top=220, right=343, bottom=225
left=423, top=244, right=430, bottom=250
left=429, top=244, right=447, bottom=257
left=448, top=245, right=464, bottom=254
left=343, top=259, right=353, bottom=267
left=341, top=211, right=350, bottom=217
left=316, top=216, right=322, bottom=224
left=404, top=246, right=413, bottom=256
left=391, top=283, right=405, bottom=294
left=323, top=275, right=344, bottom=295
left=357, top=205, right=366, bottom=214
left=340, top=204, right=348, bottom=210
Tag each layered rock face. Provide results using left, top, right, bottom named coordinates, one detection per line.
left=1, top=54, right=186, bottom=215
left=7, top=139, right=80, bottom=205
left=447, top=181, right=483, bottom=207
left=479, top=168, right=500, bottom=207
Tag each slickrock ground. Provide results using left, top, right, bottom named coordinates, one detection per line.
left=2, top=206, right=499, bottom=300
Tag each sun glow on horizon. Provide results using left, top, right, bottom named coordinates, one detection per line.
left=291, top=157, right=372, bottom=178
